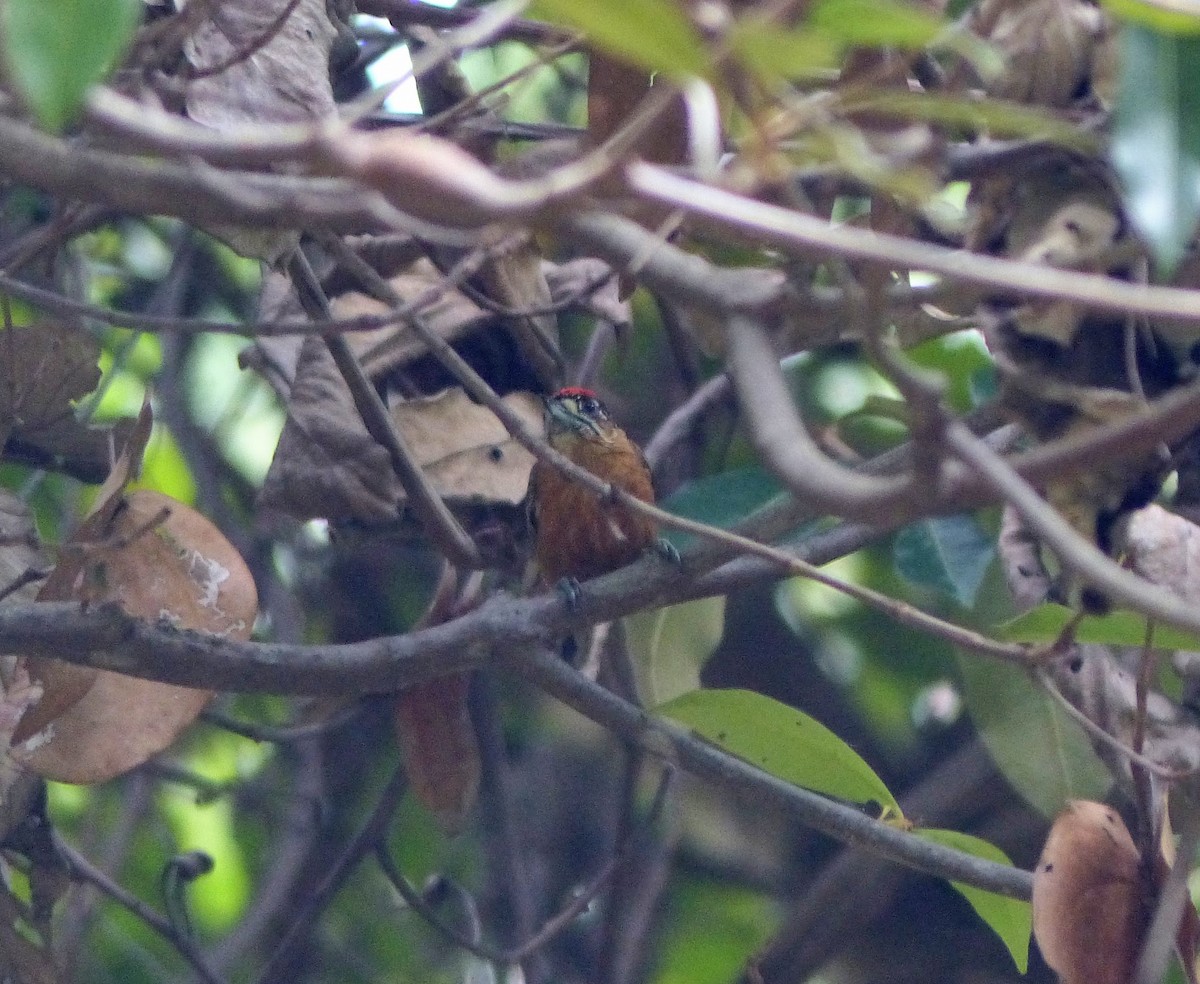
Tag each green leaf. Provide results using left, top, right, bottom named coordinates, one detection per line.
left=727, top=21, right=841, bottom=80
left=627, top=597, right=727, bottom=705
left=914, top=829, right=1032, bottom=972
left=652, top=880, right=778, bottom=984
left=808, top=0, right=947, bottom=48
left=1104, top=0, right=1200, bottom=35
left=659, top=466, right=785, bottom=548
left=529, top=0, right=711, bottom=78
left=1112, top=26, right=1200, bottom=273
left=657, top=688, right=900, bottom=813
left=893, top=514, right=995, bottom=608
left=998, top=602, right=1200, bottom=651
left=0, top=0, right=140, bottom=131
left=845, top=91, right=1098, bottom=148
left=956, top=653, right=1111, bottom=817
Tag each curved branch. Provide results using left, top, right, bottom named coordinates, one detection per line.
left=624, top=162, right=1200, bottom=325
left=725, top=315, right=913, bottom=522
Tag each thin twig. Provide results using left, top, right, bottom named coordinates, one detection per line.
left=55, top=835, right=226, bottom=984
left=255, top=766, right=408, bottom=984
left=377, top=768, right=673, bottom=965
left=288, top=249, right=482, bottom=569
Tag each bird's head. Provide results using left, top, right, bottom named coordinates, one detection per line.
left=544, top=387, right=612, bottom=442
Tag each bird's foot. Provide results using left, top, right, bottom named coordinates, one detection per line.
left=652, top=536, right=682, bottom=567
left=555, top=576, right=583, bottom=610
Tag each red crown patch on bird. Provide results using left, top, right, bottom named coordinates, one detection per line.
left=553, top=386, right=599, bottom=400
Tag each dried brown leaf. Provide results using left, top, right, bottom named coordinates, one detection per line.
left=393, top=674, right=480, bottom=834
left=968, top=0, right=1108, bottom=107
left=390, top=388, right=542, bottom=507
left=184, top=0, right=337, bottom=261
left=0, top=322, right=117, bottom=477
left=544, top=257, right=630, bottom=329
left=1032, top=800, right=1147, bottom=984
left=259, top=334, right=398, bottom=521
left=17, top=489, right=258, bottom=783
left=333, top=258, right=491, bottom=378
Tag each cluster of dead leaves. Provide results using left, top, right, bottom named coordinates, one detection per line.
left=1, top=326, right=258, bottom=791
left=1, top=321, right=260, bottom=978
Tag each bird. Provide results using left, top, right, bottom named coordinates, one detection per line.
left=528, top=387, right=665, bottom=599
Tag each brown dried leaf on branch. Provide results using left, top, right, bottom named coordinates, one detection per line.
left=11, top=404, right=258, bottom=784
left=0, top=322, right=120, bottom=483
left=390, top=388, right=542, bottom=507
left=260, top=328, right=543, bottom=521
left=960, top=0, right=1113, bottom=107
left=184, top=0, right=339, bottom=262
left=1032, top=800, right=1148, bottom=984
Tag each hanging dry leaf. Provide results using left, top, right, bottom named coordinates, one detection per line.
left=965, top=0, right=1109, bottom=107
left=15, top=487, right=258, bottom=783
left=184, top=0, right=338, bottom=262
left=393, top=674, right=480, bottom=834
left=331, top=258, right=493, bottom=378
left=13, top=400, right=154, bottom=741
left=0, top=322, right=122, bottom=482
left=261, top=362, right=544, bottom=522
left=259, top=334, right=399, bottom=521
left=1032, top=800, right=1148, bottom=984
left=544, top=257, right=631, bottom=329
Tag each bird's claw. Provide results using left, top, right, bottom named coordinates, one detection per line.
left=555, top=576, right=583, bottom=610
left=653, top=536, right=682, bottom=567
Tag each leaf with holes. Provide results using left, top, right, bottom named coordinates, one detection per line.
left=657, top=688, right=900, bottom=814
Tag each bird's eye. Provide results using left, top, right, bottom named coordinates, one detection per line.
left=581, top=397, right=600, bottom=416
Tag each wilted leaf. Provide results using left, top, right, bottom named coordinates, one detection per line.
left=543, top=257, right=631, bottom=329
left=184, top=0, right=338, bottom=261
left=0, top=322, right=115, bottom=479
left=330, top=259, right=491, bottom=379
left=893, top=513, right=995, bottom=608
left=394, top=675, right=480, bottom=834
left=1112, top=25, right=1200, bottom=273
left=17, top=488, right=258, bottom=783
left=626, top=596, right=726, bottom=705
left=957, top=653, right=1111, bottom=817
left=10, top=399, right=154, bottom=741
left=916, top=828, right=1032, bottom=971
left=657, top=688, right=901, bottom=814
left=390, top=388, right=543, bottom=507
left=1032, top=800, right=1147, bottom=984
left=965, top=0, right=1108, bottom=106
left=0, top=0, right=140, bottom=130
left=259, top=334, right=399, bottom=521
